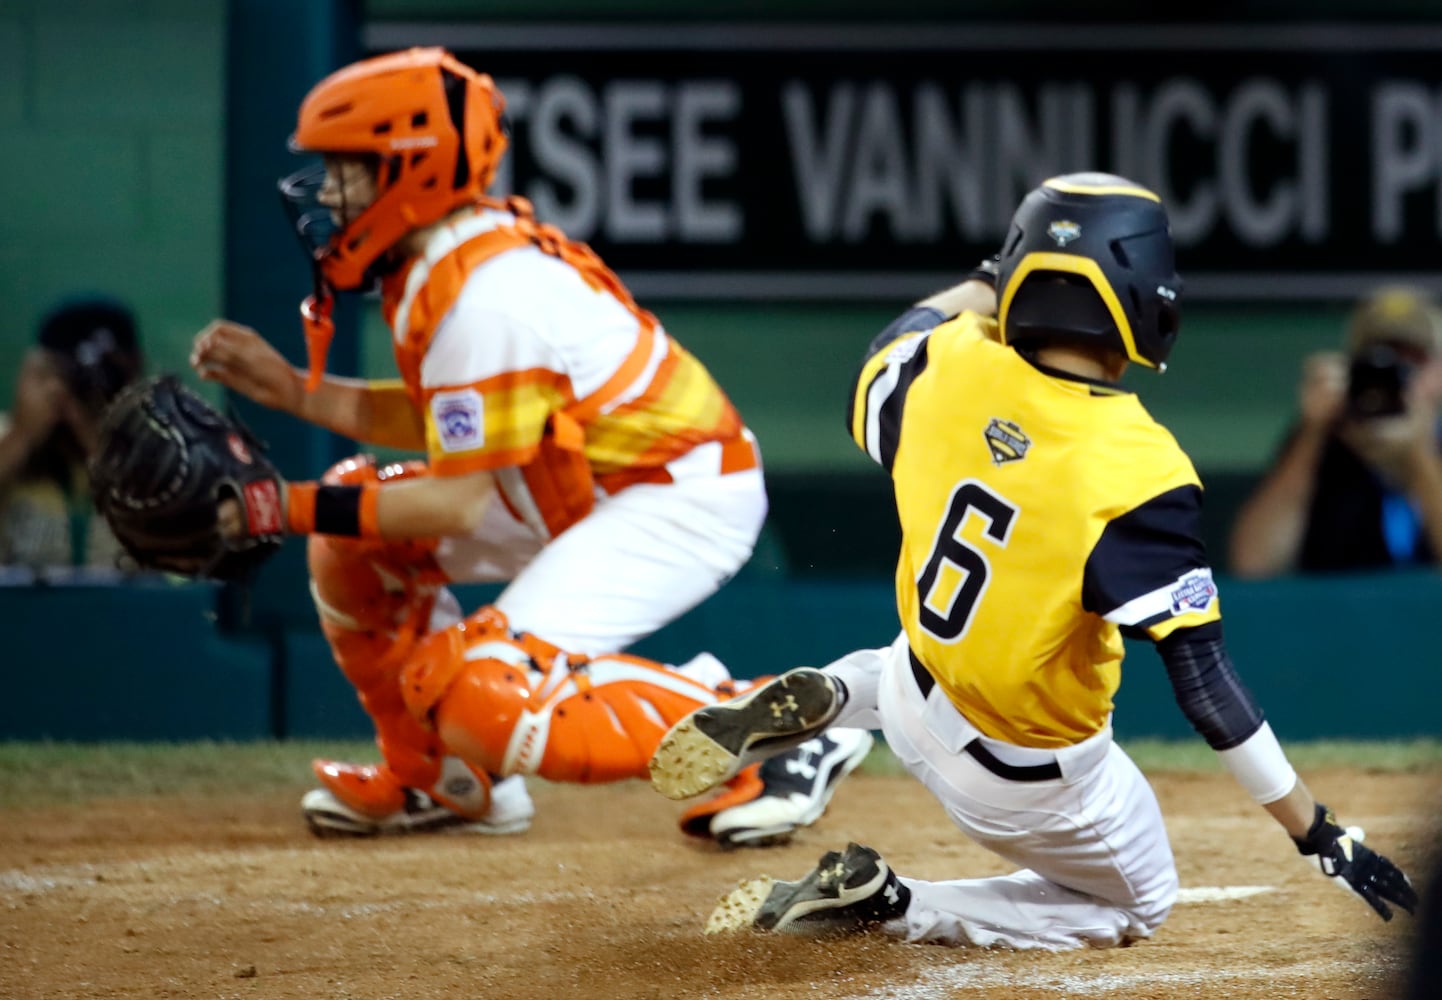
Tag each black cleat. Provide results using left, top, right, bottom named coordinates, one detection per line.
left=649, top=668, right=843, bottom=801
left=707, top=842, right=910, bottom=934
left=709, top=730, right=874, bottom=848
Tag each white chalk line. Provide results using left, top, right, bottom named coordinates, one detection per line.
left=1175, top=884, right=1274, bottom=903
left=4, top=853, right=1276, bottom=911
left=848, top=955, right=1407, bottom=998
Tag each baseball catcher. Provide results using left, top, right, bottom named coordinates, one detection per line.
left=170, top=46, right=872, bottom=845
left=88, top=373, right=284, bottom=581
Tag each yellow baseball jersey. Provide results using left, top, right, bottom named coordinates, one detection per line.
left=849, top=313, right=1221, bottom=748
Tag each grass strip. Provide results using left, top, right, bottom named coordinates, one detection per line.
left=0, top=738, right=1438, bottom=807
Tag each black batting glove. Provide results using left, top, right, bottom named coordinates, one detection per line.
left=964, top=255, right=1000, bottom=288
left=1293, top=803, right=1418, bottom=921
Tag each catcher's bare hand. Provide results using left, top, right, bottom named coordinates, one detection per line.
left=217, top=497, right=245, bottom=542
left=191, top=320, right=305, bottom=415
left=1294, top=803, right=1418, bottom=921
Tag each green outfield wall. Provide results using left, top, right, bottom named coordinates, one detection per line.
left=1, top=571, right=1436, bottom=743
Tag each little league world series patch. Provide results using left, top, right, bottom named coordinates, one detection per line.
left=1168, top=570, right=1218, bottom=615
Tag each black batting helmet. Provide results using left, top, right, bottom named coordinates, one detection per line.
left=996, top=173, right=1182, bottom=370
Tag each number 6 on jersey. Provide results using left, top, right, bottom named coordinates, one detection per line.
left=916, top=480, right=1018, bottom=642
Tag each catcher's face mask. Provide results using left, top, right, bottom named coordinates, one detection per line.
left=277, top=46, right=509, bottom=395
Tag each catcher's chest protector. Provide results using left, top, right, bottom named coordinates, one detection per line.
left=380, top=200, right=662, bottom=539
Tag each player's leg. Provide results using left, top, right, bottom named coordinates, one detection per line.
left=877, top=636, right=1176, bottom=948
left=464, top=470, right=872, bottom=845
left=406, top=614, right=726, bottom=781
left=300, top=455, right=531, bottom=837
left=713, top=638, right=1177, bottom=947
left=648, top=643, right=888, bottom=800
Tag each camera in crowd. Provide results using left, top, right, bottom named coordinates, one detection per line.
left=1346, top=344, right=1413, bottom=421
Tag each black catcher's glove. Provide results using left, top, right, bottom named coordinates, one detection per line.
left=1293, top=802, right=1419, bottom=921
left=89, top=374, right=284, bottom=581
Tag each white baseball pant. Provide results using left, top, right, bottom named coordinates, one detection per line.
left=429, top=464, right=767, bottom=666
left=824, top=632, right=1179, bottom=950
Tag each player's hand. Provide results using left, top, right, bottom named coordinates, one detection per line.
left=1293, top=803, right=1418, bottom=921
left=191, top=320, right=305, bottom=416
left=217, top=496, right=245, bottom=542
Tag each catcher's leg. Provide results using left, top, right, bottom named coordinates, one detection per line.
left=302, top=455, right=530, bottom=837
left=405, top=623, right=871, bottom=847
left=402, top=610, right=718, bottom=783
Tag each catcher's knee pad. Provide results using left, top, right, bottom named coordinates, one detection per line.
left=408, top=618, right=543, bottom=777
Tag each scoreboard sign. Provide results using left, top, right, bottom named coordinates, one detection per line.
left=365, top=22, right=1442, bottom=301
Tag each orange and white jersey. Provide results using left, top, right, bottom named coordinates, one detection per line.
left=379, top=202, right=752, bottom=538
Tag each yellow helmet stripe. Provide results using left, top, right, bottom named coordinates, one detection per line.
left=1043, top=177, right=1160, bottom=202
left=998, top=251, right=1154, bottom=368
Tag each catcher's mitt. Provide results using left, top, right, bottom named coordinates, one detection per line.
left=89, top=374, right=285, bottom=581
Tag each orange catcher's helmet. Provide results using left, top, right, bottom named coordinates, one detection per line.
left=281, top=47, right=509, bottom=293
left=278, top=48, right=508, bottom=390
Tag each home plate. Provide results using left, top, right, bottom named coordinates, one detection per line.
left=1175, top=885, right=1275, bottom=903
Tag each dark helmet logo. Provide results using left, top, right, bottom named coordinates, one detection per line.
left=984, top=418, right=1032, bottom=465
left=1047, top=220, right=1081, bottom=247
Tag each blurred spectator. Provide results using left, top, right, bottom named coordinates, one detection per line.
left=1229, top=286, right=1442, bottom=578
left=0, top=297, right=144, bottom=571
left=1406, top=837, right=1442, bottom=1000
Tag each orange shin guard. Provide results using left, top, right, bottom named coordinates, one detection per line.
left=425, top=636, right=719, bottom=784
left=308, top=455, right=450, bottom=791
left=536, top=664, right=716, bottom=783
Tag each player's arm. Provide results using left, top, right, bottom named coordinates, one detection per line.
left=288, top=303, right=572, bottom=539
left=270, top=468, right=495, bottom=540
left=191, top=319, right=426, bottom=449
left=285, top=375, right=422, bottom=450
left=845, top=258, right=1001, bottom=468
left=1086, top=484, right=1417, bottom=921
left=1153, top=621, right=1417, bottom=920
left=858, top=257, right=999, bottom=367
left=915, top=255, right=1000, bottom=321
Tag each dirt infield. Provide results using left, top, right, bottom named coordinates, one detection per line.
left=1, top=764, right=1435, bottom=1000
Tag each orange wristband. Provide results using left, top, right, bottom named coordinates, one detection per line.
left=284, top=480, right=382, bottom=538
left=358, top=483, right=381, bottom=538
left=285, top=482, right=319, bottom=535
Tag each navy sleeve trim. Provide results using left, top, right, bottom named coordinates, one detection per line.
left=846, top=306, right=945, bottom=447
left=1082, top=484, right=1212, bottom=625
